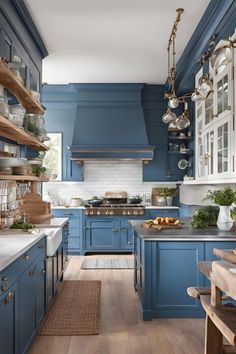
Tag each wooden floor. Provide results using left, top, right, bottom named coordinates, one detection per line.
left=30, top=255, right=205, bottom=354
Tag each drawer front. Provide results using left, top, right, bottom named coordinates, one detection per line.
left=0, top=261, right=18, bottom=295
left=18, top=238, right=46, bottom=275
left=53, top=209, right=82, bottom=218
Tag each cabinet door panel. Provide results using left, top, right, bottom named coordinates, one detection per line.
left=19, top=262, right=37, bottom=353
left=85, top=219, right=119, bottom=249
left=154, top=242, right=204, bottom=308
left=0, top=283, right=18, bottom=354
left=36, top=255, right=45, bottom=324
left=120, top=219, right=134, bottom=250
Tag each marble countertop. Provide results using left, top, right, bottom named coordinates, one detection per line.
left=36, top=217, right=69, bottom=228
left=130, top=219, right=236, bottom=241
left=0, top=230, right=45, bottom=272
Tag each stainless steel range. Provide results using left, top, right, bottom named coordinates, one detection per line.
left=84, top=204, right=145, bottom=216
left=84, top=191, right=145, bottom=216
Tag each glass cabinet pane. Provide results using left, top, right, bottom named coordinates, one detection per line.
left=11, top=47, right=27, bottom=85
left=205, top=130, right=214, bottom=176
left=217, top=122, right=229, bottom=174
left=217, top=74, right=228, bottom=115
left=197, top=120, right=204, bottom=177
left=205, top=91, right=213, bottom=125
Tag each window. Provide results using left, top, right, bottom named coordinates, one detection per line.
left=42, top=133, right=62, bottom=181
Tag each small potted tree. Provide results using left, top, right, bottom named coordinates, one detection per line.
left=204, top=187, right=236, bottom=231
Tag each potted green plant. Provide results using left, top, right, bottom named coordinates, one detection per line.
left=160, top=188, right=176, bottom=206
left=32, top=166, right=46, bottom=179
left=204, top=187, right=236, bottom=231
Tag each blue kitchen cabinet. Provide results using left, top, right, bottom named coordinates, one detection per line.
left=18, top=239, right=46, bottom=354
left=42, top=86, right=84, bottom=181
left=19, top=256, right=40, bottom=354
left=0, top=282, right=18, bottom=354
left=36, top=253, right=46, bottom=325
left=46, top=257, right=53, bottom=307
left=52, top=209, right=82, bottom=254
left=153, top=242, right=205, bottom=318
left=120, top=219, right=134, bottom=250
left=84, top=219, right=120, bottom=251
left=148, top=208, right=179, bottom=219
left=133, top=231, right=236, bottom=320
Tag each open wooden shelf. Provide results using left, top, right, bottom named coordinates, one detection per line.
left=0, top=115, right=48, bottom=151
left=0, top=175, right=40, bottom=181
left=0, top=175, right=49, bottom=182
left=0, top=58, right=44, bottom=115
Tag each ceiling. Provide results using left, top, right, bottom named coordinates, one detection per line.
left=24, top=0, right=210, bottom=84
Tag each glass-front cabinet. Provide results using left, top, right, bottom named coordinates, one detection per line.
left=195, top=38, right=235, bottom=182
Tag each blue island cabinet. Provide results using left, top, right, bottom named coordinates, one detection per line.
left=133, top=231, right=236, bottom=320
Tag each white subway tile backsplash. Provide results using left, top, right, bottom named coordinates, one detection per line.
left=42, top=162, right=177, bottom=205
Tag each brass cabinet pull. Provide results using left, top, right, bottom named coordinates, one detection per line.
left=23, top=254, right=29, bottom=260
left=127, top=241, right=134, bottom=245
left=4, top=292, right=14, bottom=305
left=112, top=228, right=119, bottom=232
left=38, top=244, right=44, bottom=249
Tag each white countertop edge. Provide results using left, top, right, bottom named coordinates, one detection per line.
left=0, top=232, right=46, bottom=272
left=36, top=217, right=69, bottom=228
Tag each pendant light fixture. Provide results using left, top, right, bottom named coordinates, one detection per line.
left=162, top=9, right=194, bottom=126
left=210, top=38, right=236, bottom=71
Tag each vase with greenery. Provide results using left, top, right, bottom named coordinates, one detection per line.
left=204, top=187, right=236, bottom=231
left=160, top=188, right=176, bottom=206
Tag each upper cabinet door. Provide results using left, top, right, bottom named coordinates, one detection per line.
left=195, top=39, right=235, bottom=182
left=213, top=64, right=232, bottom=122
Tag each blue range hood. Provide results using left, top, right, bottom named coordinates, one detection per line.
left=70, top=84, right=155, bottom=161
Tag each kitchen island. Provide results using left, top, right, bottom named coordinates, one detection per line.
left=130, top=219, right=236, bottom=320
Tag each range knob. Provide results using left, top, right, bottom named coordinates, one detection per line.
left=105, top=210, right=110, bottom=215
left=110, top=210, right=114, bottom=215
left=123, top=210, right=127, bottom=216
left=97, top=210, right=100, bottom=215
left=134, top=210, right=138, bottom=215
left=85, top=210, right=89, bottom=215
left=139, top=210, right=144, bottom=215
left=90, top=211, right=94, bottom=215
left=127, top=211, right=131, bottom=215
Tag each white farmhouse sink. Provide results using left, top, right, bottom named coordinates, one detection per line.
left=40, top=227, right=62, bottom=256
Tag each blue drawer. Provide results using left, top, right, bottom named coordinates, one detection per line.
left=0, top=261, right=18, bottom=295
left=18, top=238, right=46, bottom=275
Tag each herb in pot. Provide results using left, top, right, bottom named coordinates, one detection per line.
left=191, top=206, right=219, bottom=229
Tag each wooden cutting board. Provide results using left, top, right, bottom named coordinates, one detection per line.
left=142, top=223, right=183, bottom=230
